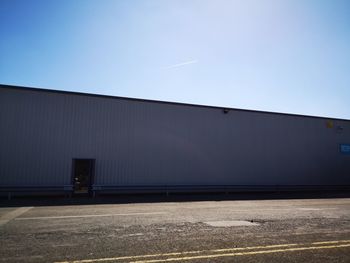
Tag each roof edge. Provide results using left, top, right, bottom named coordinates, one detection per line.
left=1, top=83, right=349, bottom=122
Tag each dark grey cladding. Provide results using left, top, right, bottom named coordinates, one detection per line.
left=1, top=84, right=350, bottom=192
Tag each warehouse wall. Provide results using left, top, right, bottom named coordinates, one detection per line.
left=1, top=85, right=350, bottom=188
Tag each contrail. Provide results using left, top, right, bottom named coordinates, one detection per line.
left=163, top=59, right=198, bottom=69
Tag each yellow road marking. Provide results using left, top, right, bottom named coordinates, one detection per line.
left=55, top=243, right=299, bottom=263
left=313, top=240, right=350, bottom=245
left=55, top=240, right=350, bottom=263
left=131, top=244, right=350, bottom=263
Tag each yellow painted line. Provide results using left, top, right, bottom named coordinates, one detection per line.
left=54, top=240, right=350, bottom=263
left=312, top=240, right=350, bottom=245
left=54, top=244, right=300, bottom=263
left=131, top=243, right=350, bottom=263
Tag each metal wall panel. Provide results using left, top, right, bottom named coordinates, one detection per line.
left=1, top=86, right=350, bottom=188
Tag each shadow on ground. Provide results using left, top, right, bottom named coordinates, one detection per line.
left=1, top=191, right=350, bottom=207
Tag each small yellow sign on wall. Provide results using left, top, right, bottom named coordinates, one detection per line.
left=326, top=120, right=333, bottom=128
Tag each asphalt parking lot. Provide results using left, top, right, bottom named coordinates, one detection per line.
left=1, top=194, right=350, bottom=262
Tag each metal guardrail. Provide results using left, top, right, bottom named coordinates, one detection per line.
left=2, top=185, right=349, bottom=199
left=91, top=184, right=350, bottom=197
left=0, top=185, right=74, bottom=200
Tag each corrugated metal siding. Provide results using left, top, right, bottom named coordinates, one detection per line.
left=1, top=86, right=350, bottom=187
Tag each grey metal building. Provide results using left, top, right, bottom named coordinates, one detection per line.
left=1, top=84, right=350, bottom=197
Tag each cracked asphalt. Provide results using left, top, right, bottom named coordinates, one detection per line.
left=1, top=194, right=350, bottom=262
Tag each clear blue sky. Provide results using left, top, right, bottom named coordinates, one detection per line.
left=1, top=0, right=350, bottom=119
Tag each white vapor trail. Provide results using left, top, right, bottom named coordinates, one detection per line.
left=163, top=59, right=198, bottom=69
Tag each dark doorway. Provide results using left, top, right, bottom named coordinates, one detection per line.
left=72, top=159, right=95, bottom=195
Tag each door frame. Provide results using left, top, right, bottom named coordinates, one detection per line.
left=71, top=158, right=95, bottom=196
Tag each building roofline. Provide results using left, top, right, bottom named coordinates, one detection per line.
left=1, top=83, right=349, bottom=122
